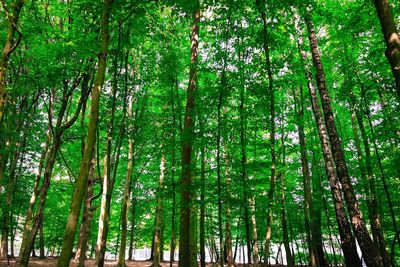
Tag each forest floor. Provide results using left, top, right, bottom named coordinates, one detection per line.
left=0, top=258, right=296, bottom=267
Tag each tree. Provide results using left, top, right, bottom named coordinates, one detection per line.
left=56, top=0, right=114, bottom=265
left=178, top=2, right=200, bottom=266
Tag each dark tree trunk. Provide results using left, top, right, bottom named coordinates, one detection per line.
left=0, top=0, right=25, bottom=122
left=305, top=13, right=384, bottom=267
left=255, top=2, right=276, bottom=263
left=292, top=86, right=319, bottom=267
left=373, top=0, right=400, bottom=99
left=178, top=2, right=200, bottom=266
left=300, top=40, right=361, bottom=266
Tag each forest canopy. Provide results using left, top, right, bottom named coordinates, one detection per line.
left=0, top=0, right=399, bottom=267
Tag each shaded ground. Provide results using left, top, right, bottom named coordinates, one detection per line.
left=0, top=258, right=297, bottom=267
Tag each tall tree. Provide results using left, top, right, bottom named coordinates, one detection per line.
left=178, top=2, right=200, bottom=266
left=0, top=0, right=25, bottom=122
left=56, top=0, right=114, bottom=265
left=372, top=0, right=400, bottom=99
left=305, top=11, right=384, bottom=267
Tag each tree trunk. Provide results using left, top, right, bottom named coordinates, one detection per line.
left=169, top=76, right=178, bottom=267
left=1, top=137, right=22, bottom=260
left=18, top=135, right=62, bottom=267
left=75, top=154, right=96, bottom=267
left=292, top=86, right=319, bottom=267
left=349, top=102, right=390, bottom=266
left=372, top=0, right=400, bottom=99
left=224, top=151, right=234, bottom=267
left=216, top=86, right=224, bottom=267
left=300, top=41, right=361, bottom=266
left=128, top=183, right=138, bottom=261
left=178, top=2, right=200, bottom=266
left=95, top=43, right=120, bottom=265
left=152, top=152, right=166, bottom=267
left=255, top=2, right=276, bottom=264
left=359, top=85, right=400, bottom=251
left=238, top=56, right=252, bottom=266
left=278, top=118, right=294, bottom=267
left=190, top=186, right=198, bottom=267
left=305, top=13, right=384, bottom=267
left=0, top=0, right=25, bottom=122
left=117, top=134, right=134, bottom=267
left=118, top=52, right=140, bottom=266
left=199, top=119, right=206, bottom=267
left=280, top=170, right=294, bottom=267
left=19, top=76, right=88, bottom=267
left=56, top=1, right=114, bottom=266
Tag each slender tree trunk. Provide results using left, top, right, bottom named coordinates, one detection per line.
left=19, top=78, right=88, bottom=267
left=280, top=171, right=294, bottom=267
left=349, top=101, right=390, bottom=266
left=169, top=77, right=178, bottom=267
left=250, top=196, right=259, bottom=267
left=305, top=13, right=384, bottom=267
left=117, top=129, right=134, bottom=267
left=75, top=87, right=94, bottom=267
left=199, top=118, right=206, bottom=267
left=118, top=49, right=140, bottom=265
left=190, top=184, right=198, bottom=267
left=152, top=151, right=166, bottom=267
left=372, top=0, right=400, bottom=99
left=238, top=57, right=252, bottom=266
left=224, top=150, right=234, bottom=267
left=39, top=222, right=45, bottom=259
left=128, top=182, right=138, bottom=261
left=255, top=2, right=276, bottom=264
left=1, top=137, right=22, bottom=261
left=300, top=40, right=361, bottom=266
left=292, top=86, right=319, bottom=267
left=76, top=154, right=95, bottom=267
left=359, top=86, right=400, bottom=251
left=18, top=135, right=62, bottom=267
left=216, top=87, right=224, bottom=267
left=310, top=163, right=329, bottom=267
left=56, top=1, right=114, bottom=265
left=95, top=46, right=119, bottom=265
left=313, top=155, right=339, bottom=267
left=278, top=118, right=294, bottom=267
left=178, top=2, right=200, bottom=266
left=0, top=0, right=25, bottom=122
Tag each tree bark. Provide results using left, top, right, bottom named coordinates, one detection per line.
left=255, top=2, right=276, bottom=263
left=305, top=13, right=384, bottom=267
left=238, top=52, right=252, bottom=266
left=199, top=118, right=206, bottom=267
left=0, top=0, right=25, bottom=122
left=292, top=86, right=319, bottom=267
left=75, top=154, right=95, bottom=267
left=178, top=2, right=200, bottom=266
left=216, top=86, right=224, bottom=267
left=224, top=151, right=234, bottom=267
left=372, top=0, right=400, bottom=99
left=152, top=151, right=166, bottom=267
left=169, top=75, right=178, bottom=267
left=349, top=99, right=390, bottom=266
left=56, top=1, right=114, bottom=266
left=128, top=181, right=138, bottom=261
left=300, top=40, right=361, bottom=266
left=18, top=73, right=89, bottom=267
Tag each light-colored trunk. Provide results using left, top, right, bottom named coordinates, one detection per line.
left=152, top=152, right=166, bottom=267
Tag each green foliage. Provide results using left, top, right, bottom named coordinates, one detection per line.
left=0, top=0, right=399, bottom=265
